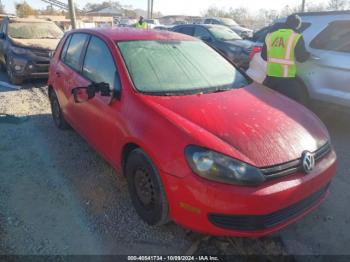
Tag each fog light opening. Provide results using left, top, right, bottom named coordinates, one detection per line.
left=14, top=65, right=22, bottom=71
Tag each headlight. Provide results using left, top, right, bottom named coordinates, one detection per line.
left=10, top=46, right=29, bottom=55
left=185, top=146, right=265, bottom=186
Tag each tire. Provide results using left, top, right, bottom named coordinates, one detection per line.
left=126, top=149, right=169, bottom=226
left=6, top=59, right=23, bottom=85
left=49, top=90, right=69, bottom=129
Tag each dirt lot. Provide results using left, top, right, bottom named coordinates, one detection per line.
left=0, top=73, right=349, bottom=257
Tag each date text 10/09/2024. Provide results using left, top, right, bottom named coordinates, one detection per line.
left=127, top=256, right=220, bottom=261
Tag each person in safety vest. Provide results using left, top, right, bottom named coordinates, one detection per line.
left=135, top=16, right=148, bottom=29
left=261, top=14, right=310, bottom=103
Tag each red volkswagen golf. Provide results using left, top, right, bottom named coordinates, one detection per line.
left=48, top=28, right=337, bottom=237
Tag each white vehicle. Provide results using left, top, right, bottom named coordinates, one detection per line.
left=247, top=11, right=350, bottom=108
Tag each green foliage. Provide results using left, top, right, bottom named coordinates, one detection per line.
left=83, top=1, right=122, bottom=12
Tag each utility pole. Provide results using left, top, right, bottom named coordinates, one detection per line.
left=150, top=0, right=153, bottom=18
left=147, top=0, right=150, bottom=19
left=301, top=0, right=306, bottom=12
left=68, top=0, right=77, bottom=29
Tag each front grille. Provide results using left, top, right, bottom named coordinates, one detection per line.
left=208, top=183, right=329, bottom=231
left=260, top=142, right=331, bottom=179
left=32, top=49, right=51, bottom=58
left=33, top=62, right=50, bottom=73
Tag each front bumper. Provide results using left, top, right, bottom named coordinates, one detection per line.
left=8, top=54, right=50, bottom=79
left=161, top=150, right=337, bottom=237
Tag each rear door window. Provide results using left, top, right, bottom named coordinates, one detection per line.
left=310, top=21, right=350, bottom=53
left=63, top=33, right=89, bottom=71
left=194, top=27, right=211, bottom=39
left=60, top=34, right=71, bottom=60
left=82, top=36, right=118, bottom=91
left=179, top=26, right=195, bottom=36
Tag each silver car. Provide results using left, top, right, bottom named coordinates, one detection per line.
left=247, top=11, right=350, bottom=108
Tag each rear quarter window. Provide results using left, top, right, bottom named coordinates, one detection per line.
left=177, top=26, right=195, bottom=36
left=62, top=33, right=89, bottom=71
left=310, top=21, right=350, bottom=53
left=59, top=34, right=71, bottom=60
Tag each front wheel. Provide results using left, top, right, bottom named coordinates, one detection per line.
left=126, top=149, right=170, bottom=226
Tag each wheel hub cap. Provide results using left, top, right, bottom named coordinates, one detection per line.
left=134, top=168, right=155, bottom=207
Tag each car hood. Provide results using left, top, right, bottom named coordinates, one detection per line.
left=10, top=37, right=60, bottom=51
left=142, top=84, right=329, bottom=167
left=223, top=39, right=254, bottom=49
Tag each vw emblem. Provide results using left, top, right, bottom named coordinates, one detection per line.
left=302, top=151, right=315, bottom=173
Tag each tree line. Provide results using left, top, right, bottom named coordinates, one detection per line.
left=13, top=1, right=156, bottom=18
left=202, top=0, right=350, bottom=29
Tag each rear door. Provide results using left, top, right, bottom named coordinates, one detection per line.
left=71, top=35, right=123, bottom=162
left=299, top=20, right=350, bottom=107
left=56, top=33, right=90, bottom=128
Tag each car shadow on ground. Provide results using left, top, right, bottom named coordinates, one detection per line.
left=0, top=72, right=47, bottom=92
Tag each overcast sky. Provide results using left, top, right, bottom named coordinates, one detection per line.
left=4, top=0, right=328, bottom=15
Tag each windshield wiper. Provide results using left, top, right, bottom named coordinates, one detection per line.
left=212, top=87, right=233, bottom=93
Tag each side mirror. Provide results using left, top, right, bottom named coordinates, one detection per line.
left=200, top=35, right=212, bottom=42
left=71, top=82, right=111, bottom=103
left=0, top=32, right=5, bottom=39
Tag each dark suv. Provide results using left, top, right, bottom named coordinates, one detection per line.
left=0, top=17, right=63, bottom=85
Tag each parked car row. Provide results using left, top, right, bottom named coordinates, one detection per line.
left=1, top=11, right=349, bottom=112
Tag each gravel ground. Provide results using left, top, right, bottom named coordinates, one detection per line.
left=0, top=74, right=348, bottom=257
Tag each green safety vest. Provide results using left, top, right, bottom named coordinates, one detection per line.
left=266, top=29, right=301, bottom=78
left=135, top=22, right=148, bottom=29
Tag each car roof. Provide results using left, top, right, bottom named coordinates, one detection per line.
left=296, top=10, right=350, bottom=17
left=174, top=24, right=227, bottom=29
left=70, top=27, right=196, bottom=41
left=275, top=10, right=350, bottom=23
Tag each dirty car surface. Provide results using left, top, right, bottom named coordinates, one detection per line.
left=0, top=18, right=63, bottom=84
left=48, top=28, right=337, bottom=237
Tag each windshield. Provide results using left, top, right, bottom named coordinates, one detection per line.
left=220, top=18, right=238, bottom=27
left=209, top=26, right=241, bottom=41
left=8, top=22, right=63, bottom=39
left=117, top=40, right=248, bottom=95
